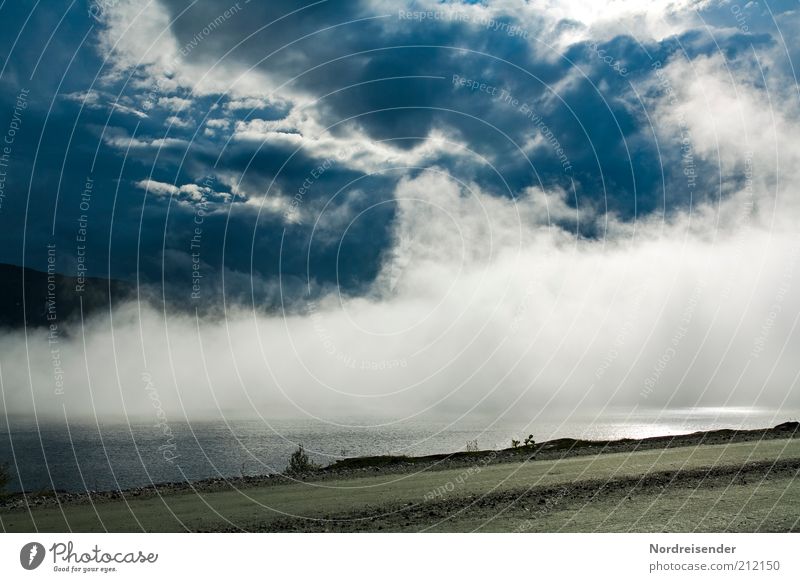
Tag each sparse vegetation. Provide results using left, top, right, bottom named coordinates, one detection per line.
left=510, top=435, right=536, bottom=448
left=465, top=439, right=479, bottom=452
left=285, top=445, right=320, bottom=476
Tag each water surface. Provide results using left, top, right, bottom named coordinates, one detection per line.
left=1, top=407, right=796, bottom=492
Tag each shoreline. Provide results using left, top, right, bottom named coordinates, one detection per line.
left=2, top=421, right=797, bottom=511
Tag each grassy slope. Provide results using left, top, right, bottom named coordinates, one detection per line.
left=1, top=438, right=797, bottom=532
left=403, top=476, right=799, bottom=533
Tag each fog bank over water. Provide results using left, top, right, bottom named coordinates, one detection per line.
left=2, top=2, right=800, bottom=427
left=2, top=171, right=799, bottom=424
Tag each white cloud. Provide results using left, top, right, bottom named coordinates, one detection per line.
left=135, top=179, right=231, bottom=202
left=19, top=0, right=793, bottom=424
left=233, top=112, right=466, bottom=175
left=158, top=96, right=194, bottom=111
left=374, top=0, right=715, bottom=48
left=111, top=102, right=149, bottom=118
left=97, top=0, right=179, bottom=76
left=104, top=132, right=188, bottom=150
left=135, top=178, right=179, bottom=196
left=205, top=118, right=230, bottom=129
left=165, top=115, right=194, bottom=129
left=6, top=164, right=799, bottom=421
left=62, top=89, right=148, bottom=118
left=61, top=89, right=103, bottom=106
left=96, top=0, right=277, bottom=100
left=645, top=52, right=800, bottom=228
left=225, top=97, right=287, bottom=111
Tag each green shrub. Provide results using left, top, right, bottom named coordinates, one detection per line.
left=285, top=445, right=320, bottom=476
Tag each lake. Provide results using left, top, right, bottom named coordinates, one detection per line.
left=1, top=407, right=796, bottom=492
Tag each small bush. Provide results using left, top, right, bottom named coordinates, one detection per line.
left=524, top=434, right=536, bottom=446
left=285, top=445, right=320, bottom=476
left=511, top=439, right=520, bottom=448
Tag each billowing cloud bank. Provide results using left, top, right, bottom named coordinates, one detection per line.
left=1, top=0, right=799, bottom=422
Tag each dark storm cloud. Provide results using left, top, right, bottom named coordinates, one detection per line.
left=0, top=0, right=796, bottom=305
left=156, top=0, right=782, bottom=222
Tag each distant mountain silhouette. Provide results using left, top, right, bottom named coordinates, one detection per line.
left=0, top=263, right=137, bottom=330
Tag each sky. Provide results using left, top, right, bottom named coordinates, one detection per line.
left=0, top=0, right=799, bottom=423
